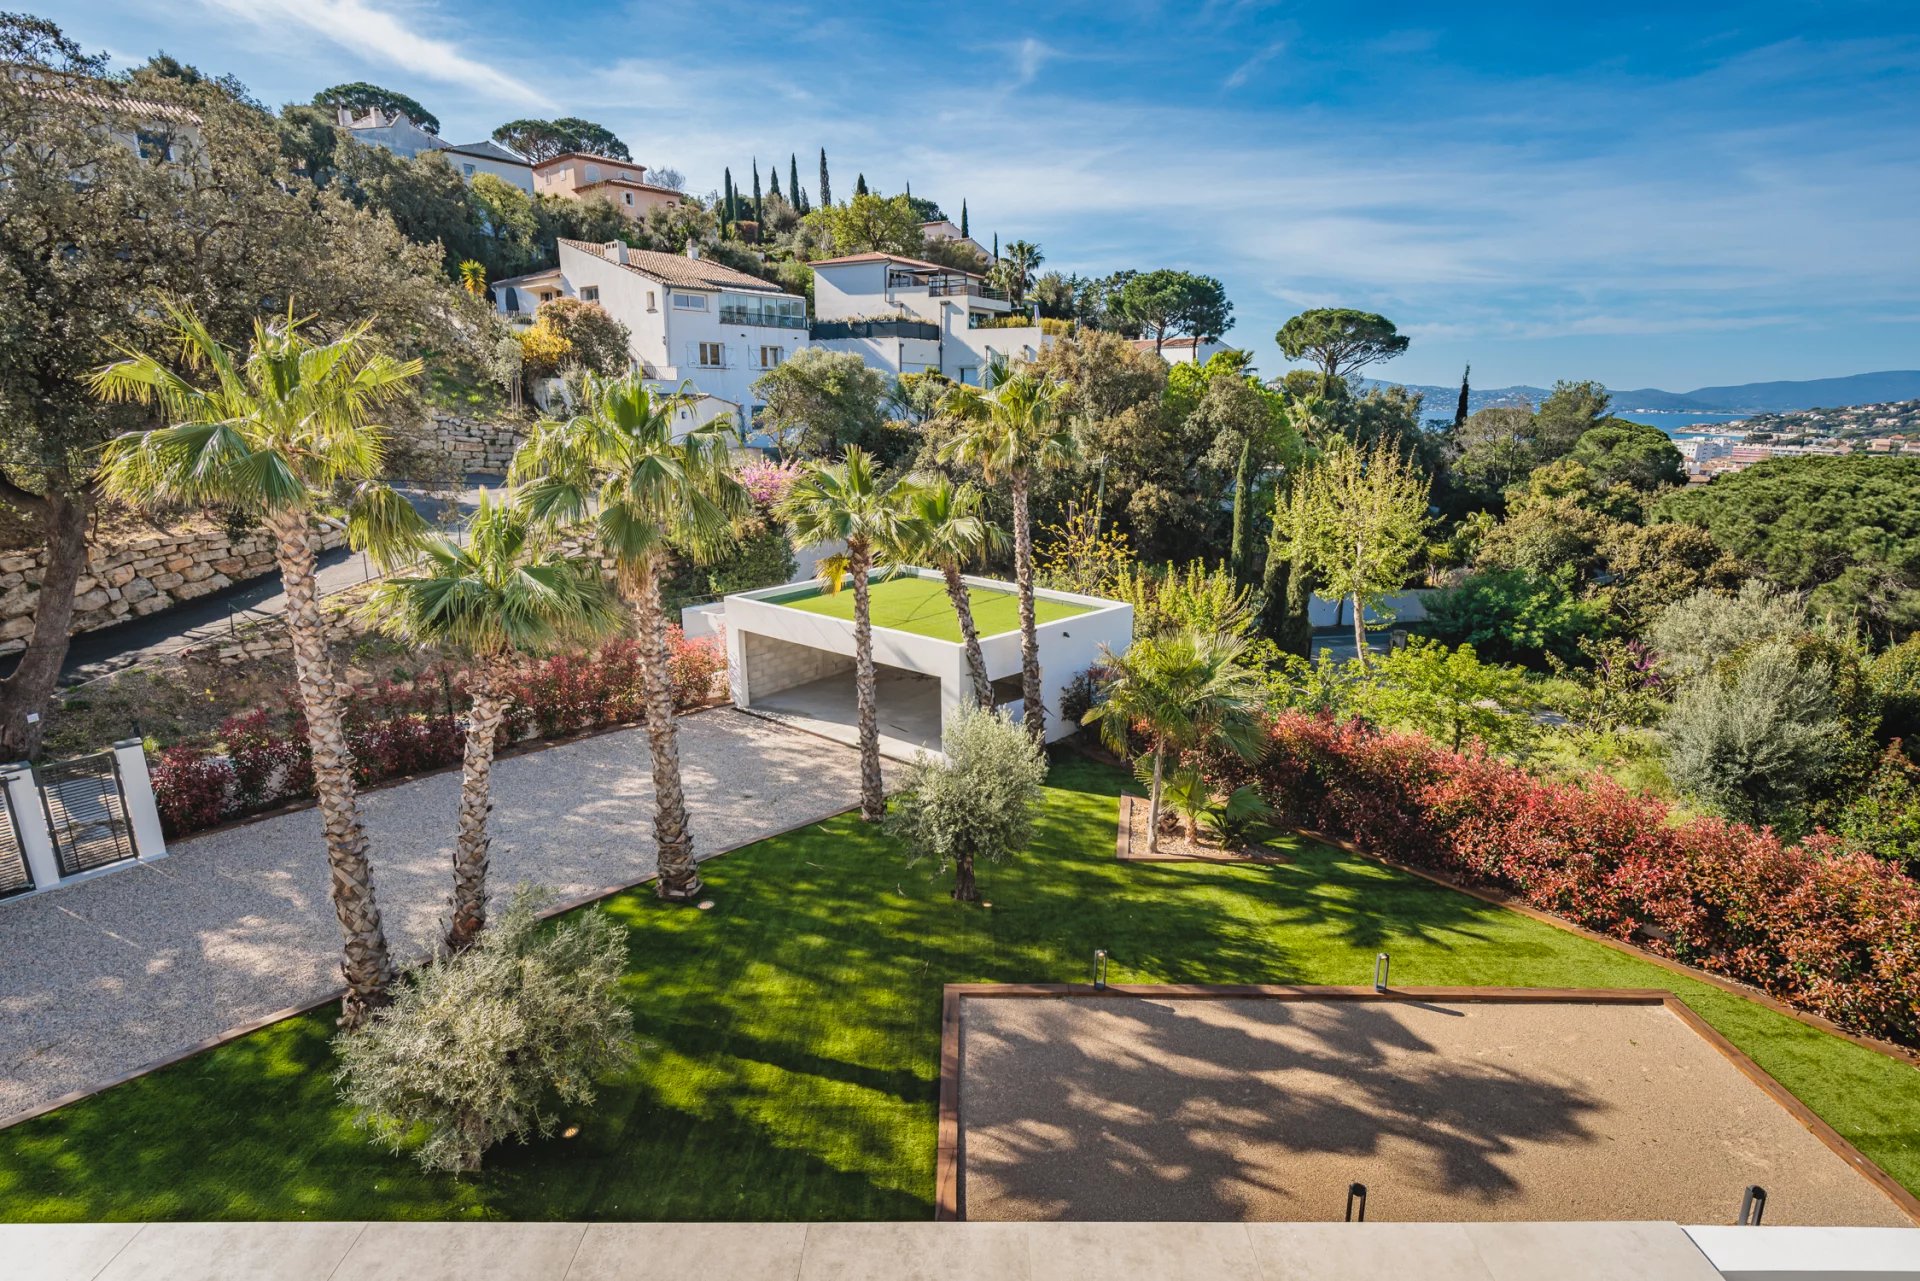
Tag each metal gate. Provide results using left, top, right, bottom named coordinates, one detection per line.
left=0, top=785, right=31, bottom=898
left=37, top=751, right=135, bottom=879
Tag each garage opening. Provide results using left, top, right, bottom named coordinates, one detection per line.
left=741, top=632, right=943, bottom=759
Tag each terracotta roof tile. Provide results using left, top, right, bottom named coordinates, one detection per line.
left=558, top=239, right=790, bottom=294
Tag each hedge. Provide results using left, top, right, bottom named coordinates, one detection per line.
left=151, top=630, right=726, bottom=840
left=1209, top=711, right=1920, bottom=1046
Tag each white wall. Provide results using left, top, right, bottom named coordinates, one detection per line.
left=444, top=150, right=534, bottom=193
left=721, top=570, right=1132, bottom=751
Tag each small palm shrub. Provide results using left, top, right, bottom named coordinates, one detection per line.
left=886, top=706, right=1047, bottom=902
left=334, top=889, right=635, bottom=1173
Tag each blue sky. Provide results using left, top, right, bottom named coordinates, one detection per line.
left=50, top=0, right=1920, bottom=390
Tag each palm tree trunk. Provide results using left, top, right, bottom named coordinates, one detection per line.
left=447, top=655, right=511, bottom=952
left=1010, top=471, right=1045, bottom=743
left=632, top=554, right=704, bottom=902
left=943, top=565, right=993, bottom=708
left=264, top=509, right=393, bottom=1028
left=850, top=542, right=884, bottom=821
left=1146, top=743, right=1165, bottom=853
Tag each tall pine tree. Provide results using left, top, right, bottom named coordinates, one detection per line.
left=818, top=147, right=832, bottom=207
left=722, top=167, right=735, bottom=224
left=960, top=199, right=969, bottom=237
left=1454, top=364, right=1471, bottom=429
left=854, top=172, right=868, bottom=197
left=789, top=154, right=801, bottom=212
left=752, top=159, right=762, bottom=222
left=769, top=168, right=782, bottom=200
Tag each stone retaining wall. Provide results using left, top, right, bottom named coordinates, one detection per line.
left=0, top=521, right=347, bottom=657
left=428, top=410, right=526, bottom=475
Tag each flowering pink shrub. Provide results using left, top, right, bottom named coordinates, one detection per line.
left=150, top=746, right=236, bottom=836
left=736, top=456, right=800, bottom=509
left=1237, top=711, right=1920, bottom=1045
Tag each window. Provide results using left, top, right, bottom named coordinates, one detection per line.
left=959, top=366, right=978, bottom=385
left=698, top=342, right=725, bottom=367
left=672, top=293, right=708, bottom=311
left=580, top=286, right=600, bottom=303
left=134, top=129, right=172, bottom=162
left=462, top=163, right=475, bottom=177
left=538, top=290, right=558, bottom=304
left=758, top=346, right=784, bottom=369
left=585, top=163, right=600, bottom=181
left=623, top=192, right=633, bottom=206
left=646, top=290, right=657, bottom=311
left=503, top=287, right=520, bottom=315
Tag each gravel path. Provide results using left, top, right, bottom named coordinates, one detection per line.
left=0, top=709, right=874, bottom=1120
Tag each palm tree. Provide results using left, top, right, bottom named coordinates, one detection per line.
left=941, top=362, right=1074, bottom=742
left=356, top=492, right=619, bottom=951
left=92, top=304, right=427, bottom=1028
left=897, top=477, right=1004, bottom=709
left=993, top=239, right=1044, bottom=309
left=512, top=374, right=748, bottom=902
left=779, top=446, right=905, bottom=822
left=1084, top=628, right=1264, bottom=852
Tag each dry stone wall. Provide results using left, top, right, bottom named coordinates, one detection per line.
left=428, top=410, right=527, bottom=475
left=0, top=521, right=346, bottom=657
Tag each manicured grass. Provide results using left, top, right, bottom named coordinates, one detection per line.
left=763, top=573, right=1089, bottom=641
left=2, top=755, right=1917, bottom=1221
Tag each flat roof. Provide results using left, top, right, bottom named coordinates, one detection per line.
left=809, top=252, right=986, bottom=279
left=759, top=573, right=1091, bottom=642
left=943, top=987, right=1918, bottom=1227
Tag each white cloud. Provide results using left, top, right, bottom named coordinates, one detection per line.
left=1223, top=40, right=1285, bottom=90
left=198, top=0, right=552, bottom=110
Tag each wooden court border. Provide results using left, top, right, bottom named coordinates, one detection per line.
left=932, top=983, right=1920, bottom=1226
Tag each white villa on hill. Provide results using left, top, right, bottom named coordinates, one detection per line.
left=492, top=239, right=808, bottom=434
left=332, top=107, right=534, bottom=192
left=808, top=253, right=1048, bottom=385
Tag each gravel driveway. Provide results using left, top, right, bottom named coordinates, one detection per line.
left=0, top=709, right=873, bottom=1120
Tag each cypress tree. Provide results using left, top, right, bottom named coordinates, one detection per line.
left=1454, top=364, right=1471, bottom=428
left=797, top=186, right=809, bottom=214
left=993, top=231, right=999, bottom=259
left=769, top=169, right=782, bottom=200
left=960, top=200, right=969, bottom=237
left=752, top=159, right=762, bottom=222
left=854, top=172, right=868, bottom=197
left=789, top=154, right=801, bottom=211
left=819, top=147, right=831, bottom=207
left=722, top=167, right=735, bottom=223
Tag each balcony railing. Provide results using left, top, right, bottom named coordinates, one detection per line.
left=926, top=278, right=1008, bottom=301
left=718, top=304, right=807, bottom=329
left=810, top=318, right=941, bottom=342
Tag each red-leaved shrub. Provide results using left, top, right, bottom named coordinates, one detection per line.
left=150, top=746, right=236, bottom=836
left=1235, top=712, right=1920, bottom=1045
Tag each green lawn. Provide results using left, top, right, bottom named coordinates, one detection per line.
left=762, top=573, right=1089, bottom=641
left=2, top=755, right=1917, bottom=1221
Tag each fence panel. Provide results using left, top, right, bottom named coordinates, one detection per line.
left=37, top=752, right=135, bottom=878
left=0, top=786, right=31, bottom=897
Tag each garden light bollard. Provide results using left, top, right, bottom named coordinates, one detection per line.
left=112, top=738, right=168, bottom=863
left=1346, top=1182, right=1368, bottom=1222
left=1738, top=1185, right=1767, bottom=1225
left=0, top=762, right=61, bottom=891
left=1092, top=949, right=1108, bottom=990
left=1373, top=952, right=1390, bottom=992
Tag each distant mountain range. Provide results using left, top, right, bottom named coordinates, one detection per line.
left=1370, top=370, right=1920, bottom=417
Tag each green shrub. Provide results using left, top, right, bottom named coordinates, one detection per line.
left=1835, top=743, right=1920, bottom=876
left=885, top=706, right=1047, bottom=902
left=334, top=889, right=635, bottom=1173
left=1648, top=580, right=1805, bottom=682
left=1420, top=567, right=1605, bottom=667
left=1360, top=638, right=1535, bottom=754
left=1872, top=636, right=1920, bottom=744
left=1661, top=636, right=1846, bottom=829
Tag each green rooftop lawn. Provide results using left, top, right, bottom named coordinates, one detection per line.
left=1, top=754, right=1916, bottom=1221
left=762, top=573, right=1090, bottom=641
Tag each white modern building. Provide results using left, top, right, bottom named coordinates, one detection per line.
left=332, top=107, right=535, bottom=192
left=1129, top=336, right=1237, bottom=366
left=719, top=570, right=1131, bottom=760
left=491, top=239, right=809, bottom=434
left=809, top=253, right=1050, bottom=385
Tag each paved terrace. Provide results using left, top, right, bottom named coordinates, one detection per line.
left=0, top=710, right=875, bottom=1120
left=17, top=1218, right=1898, bottom=1281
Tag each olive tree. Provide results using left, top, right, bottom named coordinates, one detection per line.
left=885, top=706, right=1047, bottom=902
